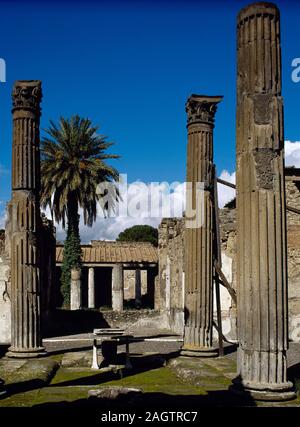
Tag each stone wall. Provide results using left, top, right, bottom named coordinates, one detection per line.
left=0, top=230, right=4, bottom=255
left=0, top=213, right=56, bottom=344
left=157, top=214, right=236, bottom=338
left=158, top=218, right=185, bottom=335
left=0, top=227, right=11, bottom=344
left=123, top=270, right=147, bottom=301
left=157, top=177, right=300, bottom=342
left=286, top=179, right=300, bottom=341
left=216, top=208, right=237, bottom=340
left=41, top=214, right=57, bottom=319
left=216, top=180, right=300, bottom=342
left=0, top=262, right=11, bottom=344
left=100, top=309, right=169, bottom=333
left=286, top=180, right=300, bottom=225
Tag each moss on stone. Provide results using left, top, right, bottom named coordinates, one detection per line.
left=0, top=360, right=299, bottom=408
left=50, top=368, right=104, bottom=385
left=103, top=367, right=206, bottom=395
left=0, top=358, right=59, bottom=386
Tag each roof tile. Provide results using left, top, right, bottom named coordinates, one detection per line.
left=56, top=241, right=158, bottom=264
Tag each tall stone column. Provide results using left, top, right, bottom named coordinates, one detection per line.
left=88, top=267, right=95, bottom=309
left=181, top=95, right=222, bottom=357
left=7, top=81, right=46, bottom=358
left=112, top=264, right=123, bottom=311
left=231, top=3, right=295, bottom=400
left=135, top=268, right=142, bottom=308
left=70, top=268, right=82, bottom=310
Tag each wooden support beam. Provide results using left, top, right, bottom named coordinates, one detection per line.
left=213, top=169, right=224, bottom=356
left=215, top=278, right=224, bottom=356
left=214, top=261, right=237, bottom=305
left=286, top=205, right=300, bottom=215
left=217, top=178, right=300, bottom=217
left=212, top=321, right=236, bottom=345
left=217, top=178, right=236, bottom=189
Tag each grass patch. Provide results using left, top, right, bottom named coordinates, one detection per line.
left=1, top=361, right=299, bottom=408
left=50, top=368, right=103, bottom=385
left=49, top=354, right=64, bottom=364
left=103, top=367, right=206, bottom=395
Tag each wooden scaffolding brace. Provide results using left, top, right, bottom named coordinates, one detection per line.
left=212, top=166, right=237, bottom=356
left=213, top=174, right=299, bottom=355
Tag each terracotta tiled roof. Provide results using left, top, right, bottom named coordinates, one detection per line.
left=56, top=241, right=158, bottom=264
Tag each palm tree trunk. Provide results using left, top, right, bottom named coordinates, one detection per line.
left=67, top=193, right=80, bottom=239
left=61, top=193, right=82, bottom=308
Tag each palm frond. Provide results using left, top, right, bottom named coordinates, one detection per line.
left=40, top=115, right=120, bottom=229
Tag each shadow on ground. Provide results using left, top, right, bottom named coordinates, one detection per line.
left=43, top=309, right=110, bottom=337
left=49, top=351, right=179, bottom=387
left=2, top=345, right=300, bottom=410
left=32, top=388, right=257, bottom=411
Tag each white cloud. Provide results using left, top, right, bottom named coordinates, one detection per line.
left=0, top=209, right=6, bottom=229
left=51, top=174, right=237, bottom=242
left=285, top=141, right=300, bottom=167
left=217, top=170, right=236, bottom=208
left=216, top=140, right=300, bottom=208
left=40, top=139, right=300, bottom=241
left=47, top=180, right=186, bottom=244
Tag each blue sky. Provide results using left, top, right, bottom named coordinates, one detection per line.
left=0, top=0, right=300, bottom=238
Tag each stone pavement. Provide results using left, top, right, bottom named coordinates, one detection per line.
left=42, top=329, right=182, bottom=355
left=0, top=334, right=300, bottom=408
left=0, top=357, right=59, bottom=394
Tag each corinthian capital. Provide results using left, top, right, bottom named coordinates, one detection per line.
left=12, top=80, right=42, bottom=113
left=186, top=95, right=223, bottom=126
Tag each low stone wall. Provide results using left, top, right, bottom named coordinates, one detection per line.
left=287, top=224, right=300, bottom=342
left=286, top=180, right=300, bottom=225
left=100, top=309, right=170, bottom=333
left=123, top=270, right=147, bottom=301
left=0, top=230, right=4, bottom=254
left=158, top=215, right=236, bottom=338
left=0, top=214, right=56, bottom=344
left=0, top=229, right=11, bottom=344
left=158, top=218, right=185, bottom=335
left=0, top=261, right=10, bottom=344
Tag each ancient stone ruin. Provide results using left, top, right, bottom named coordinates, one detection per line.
left=0, top=1, right=299, bottom=405
left=181, top=95, right=222, bottom=357
left=157, top=168, right=300, bottom=343
left=231, top=2, right=295, bottom=400
left=6, top=81, right=46, bottom=358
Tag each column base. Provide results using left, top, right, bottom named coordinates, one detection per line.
left=180, top=345, right=219, bottom=358
left=6, top=346, right=47, bottom=359
left=230, top=377, right=297, bottom=401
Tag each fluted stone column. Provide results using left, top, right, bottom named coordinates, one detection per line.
left=7, top=81, right=46, bottom=358
left=181, top=95, right=222, bottom=357
left=88, top=267, right=95, bottom=309
left=231, top=3, right=295, bottom=400
left=135, top=268, right=142, bottom=308
left=70, top=268, right=82, bottom=310
left=112, top=264, right=123, bottom=311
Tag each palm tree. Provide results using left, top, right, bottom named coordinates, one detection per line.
left=40, top=115, right=120, bottom=307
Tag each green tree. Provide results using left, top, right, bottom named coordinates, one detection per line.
left=40, top=115, right=119, bottom=307
left=117, top=225, right=158, bottom=247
